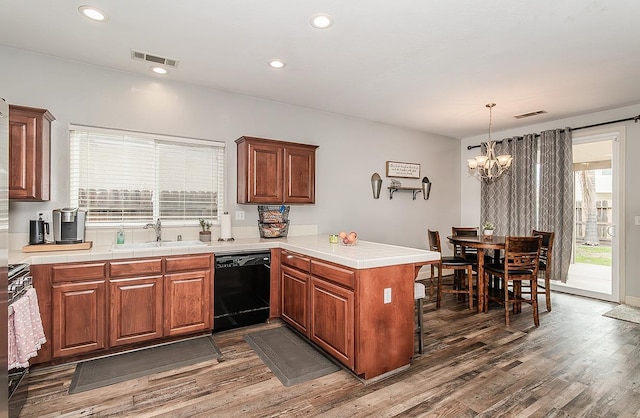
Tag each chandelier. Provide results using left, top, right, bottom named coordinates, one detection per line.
left=467, top=103, right=512, bottom=181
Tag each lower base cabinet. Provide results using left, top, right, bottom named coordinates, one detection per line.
left=309, top=277, right=354, bottom=369
left=279, top=250, right=416, bottom=380
left=33, top=254, right=213, bottom=364
left=109, top=276, right=164, bottom=347
left=164, top=270, right=212, bottom=336
left=280, top=264, right=309, bottom=335
left=52, top=280, right=107, bottom=358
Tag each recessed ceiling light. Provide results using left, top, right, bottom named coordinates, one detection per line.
left=310, top=14, right=334, bottom=29
left=150, top=66, right=168, bottom=75
left=268, top=59, right=286, bottom=69
left=78, top=5, right=108, bottom=22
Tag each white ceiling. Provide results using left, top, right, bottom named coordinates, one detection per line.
left=1, top=0, right=639, bottom=138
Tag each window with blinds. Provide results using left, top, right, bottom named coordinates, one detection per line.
left=69, top=125, right=225, bottom=226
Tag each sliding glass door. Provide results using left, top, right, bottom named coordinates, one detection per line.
left=552, top=128, right=624, bottom=302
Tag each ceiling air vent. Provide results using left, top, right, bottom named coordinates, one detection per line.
left=513, top=110, right=547, bottom=119
left=130, top=50, right=179, bottom=68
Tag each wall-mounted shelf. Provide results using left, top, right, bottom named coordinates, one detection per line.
left=388, top=186, right=423, bottom=200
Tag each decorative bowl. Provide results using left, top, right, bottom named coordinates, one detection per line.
left=340, top=238, right=358, bottom=246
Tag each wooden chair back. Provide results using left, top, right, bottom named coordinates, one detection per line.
left=451, top=227, right=479, bottom=257
left=532, top=229, right=555, bottom=269
left=504, top=236, right=542, bottom=277
left=427, top=229, right=442, bottom=252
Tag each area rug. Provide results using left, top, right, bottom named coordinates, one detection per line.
left=603, top=304, right=640, bottom=325
left=69, top=335, right=222, bottom=394
left=244, top=327, right=340, bottom=387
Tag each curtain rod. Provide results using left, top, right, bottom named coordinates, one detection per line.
left=466, top=114, right=640, bottom=150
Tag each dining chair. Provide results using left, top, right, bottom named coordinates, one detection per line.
left=483, top=236, right=542, bottom=327
left=451, top=227, right=480, bottom=261
left=451, top=226, right=496, bottom=265
left=427, top=229, right=475, bottom=310
left=532, top=230, right=555, bottom=312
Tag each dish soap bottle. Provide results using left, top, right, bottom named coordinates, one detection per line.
left=116, top=226, right=125, bottom=244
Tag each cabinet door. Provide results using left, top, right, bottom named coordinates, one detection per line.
left=164, top=270, right=212, bottom=336
left=109, top=276, right=163, bottom=346
left=245, top=141, right=283, bottom=203
left=280, top=265, right=309, bottom=336
left=284, top=145, right=316, bottom=203
left=52, top=280, right=106, bottom=358
left=8, top=105, right=54, bottom=201
left=309, top=277, right=354, bottom=368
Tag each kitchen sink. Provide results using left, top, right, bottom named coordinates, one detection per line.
left=112, top=240, right=207, bottom=251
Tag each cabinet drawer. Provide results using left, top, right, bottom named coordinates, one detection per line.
left=51, top=262, right=107, bottom=283
left=165, top=254, right=212, bottom=273
left=110, top=258, right=163, bottom=278
left=311, top=260, right=355, bottom=289
left=281, top=250, right=310, bottom=272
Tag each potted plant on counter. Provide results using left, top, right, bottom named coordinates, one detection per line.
left=482, top=221, right=495, bottom=238
left=199, top=219, right=212, bottom=242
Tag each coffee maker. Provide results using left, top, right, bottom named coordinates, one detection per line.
left=53, top=208, right=86, bottom=244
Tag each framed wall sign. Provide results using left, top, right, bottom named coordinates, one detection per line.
left=386, top=161, right=421, bottom=178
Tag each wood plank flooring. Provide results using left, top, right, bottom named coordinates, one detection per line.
left=11, top=290, right=640, bottom=417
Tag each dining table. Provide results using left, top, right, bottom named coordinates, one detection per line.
left=447, top=234, right=506, bottom=313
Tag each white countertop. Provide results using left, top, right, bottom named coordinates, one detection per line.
left=10, top=235, right=440, bottom=270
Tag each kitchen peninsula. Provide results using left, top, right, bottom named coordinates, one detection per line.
left=12, top=235, right=440, bottom=381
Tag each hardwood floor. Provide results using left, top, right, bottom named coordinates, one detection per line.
left=11, top=290, right=640, bottom=417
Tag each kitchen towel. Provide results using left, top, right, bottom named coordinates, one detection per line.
left=8, top=288, right=46, bottom=369
left=220, top=212, right=232, bottom=240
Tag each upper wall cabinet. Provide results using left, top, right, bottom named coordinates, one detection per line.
left=9, top=105, right=55, bottom=201
left=236, top=136, right=318, bottom=204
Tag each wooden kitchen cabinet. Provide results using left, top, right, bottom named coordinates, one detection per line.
left=31, top=254, right=213, bottom=364
left=280, top=250, right=310, bottom=335
left=236, top=136, right=318, bottom=204
left=9, top=105, right=54, bottom=201
left=109, top=258, right=164, bottom=346
left=164, top=254, right=213, bottom=336
left=281, top=264, right=309, bottom=335
left=278, top=250, right=415, bottom=379
left=50, top=261, right=108, bottom=358
left=52, top=280, right=107, bottom=358
left=309, top=276, right=354, bottom=369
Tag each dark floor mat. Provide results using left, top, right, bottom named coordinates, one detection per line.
left=68, top=335, right=222, bottom=394
left=244, top=326, right=340, bottom=387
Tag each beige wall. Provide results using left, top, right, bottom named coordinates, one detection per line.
left=0, top=46, right=460, bottom=251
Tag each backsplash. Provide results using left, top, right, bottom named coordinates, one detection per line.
left=10, top=224, right=318, bottom=251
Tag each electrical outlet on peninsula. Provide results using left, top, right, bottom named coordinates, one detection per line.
left=383, top=288, right=392, bottom=304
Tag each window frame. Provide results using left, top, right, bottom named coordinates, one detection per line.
left=69, top=124, right=226, bottom=228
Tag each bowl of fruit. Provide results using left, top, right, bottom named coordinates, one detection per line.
left=339, top=231, right=358, bottom=246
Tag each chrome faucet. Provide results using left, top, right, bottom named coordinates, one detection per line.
left=144, top=218, right=162, bottom=241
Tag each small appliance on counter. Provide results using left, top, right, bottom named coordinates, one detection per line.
left=29, top=213, right=49, bottom=244
left=53, top=208, right=86, bottom=244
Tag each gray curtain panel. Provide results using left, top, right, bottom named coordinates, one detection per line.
left=538, top=128, right=573, bottom=283
left=481, top=129, right=573, bottom=283
left=481, top=134, right=537, bottom=236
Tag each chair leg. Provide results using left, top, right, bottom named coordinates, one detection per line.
left=467, top=265, right=473, bottom=311
left=417, top=298, right=425, bottom=354
left=532, top=279, right=539, bottom=327
left=504, top=278, right=511, bottom=326
left=436, top=264, right=442, bottom=309
left=544, top=268, right=551, bottom=312
left=513, top=281, right=522, bottom=314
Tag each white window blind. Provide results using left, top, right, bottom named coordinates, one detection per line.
left=69, top=125, right=225, bottom=226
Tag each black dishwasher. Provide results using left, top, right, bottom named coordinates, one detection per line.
left=213, top=251, right=271, bottom=332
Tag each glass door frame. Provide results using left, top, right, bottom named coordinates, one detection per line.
left=551, top=126, right=625, bottom=302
